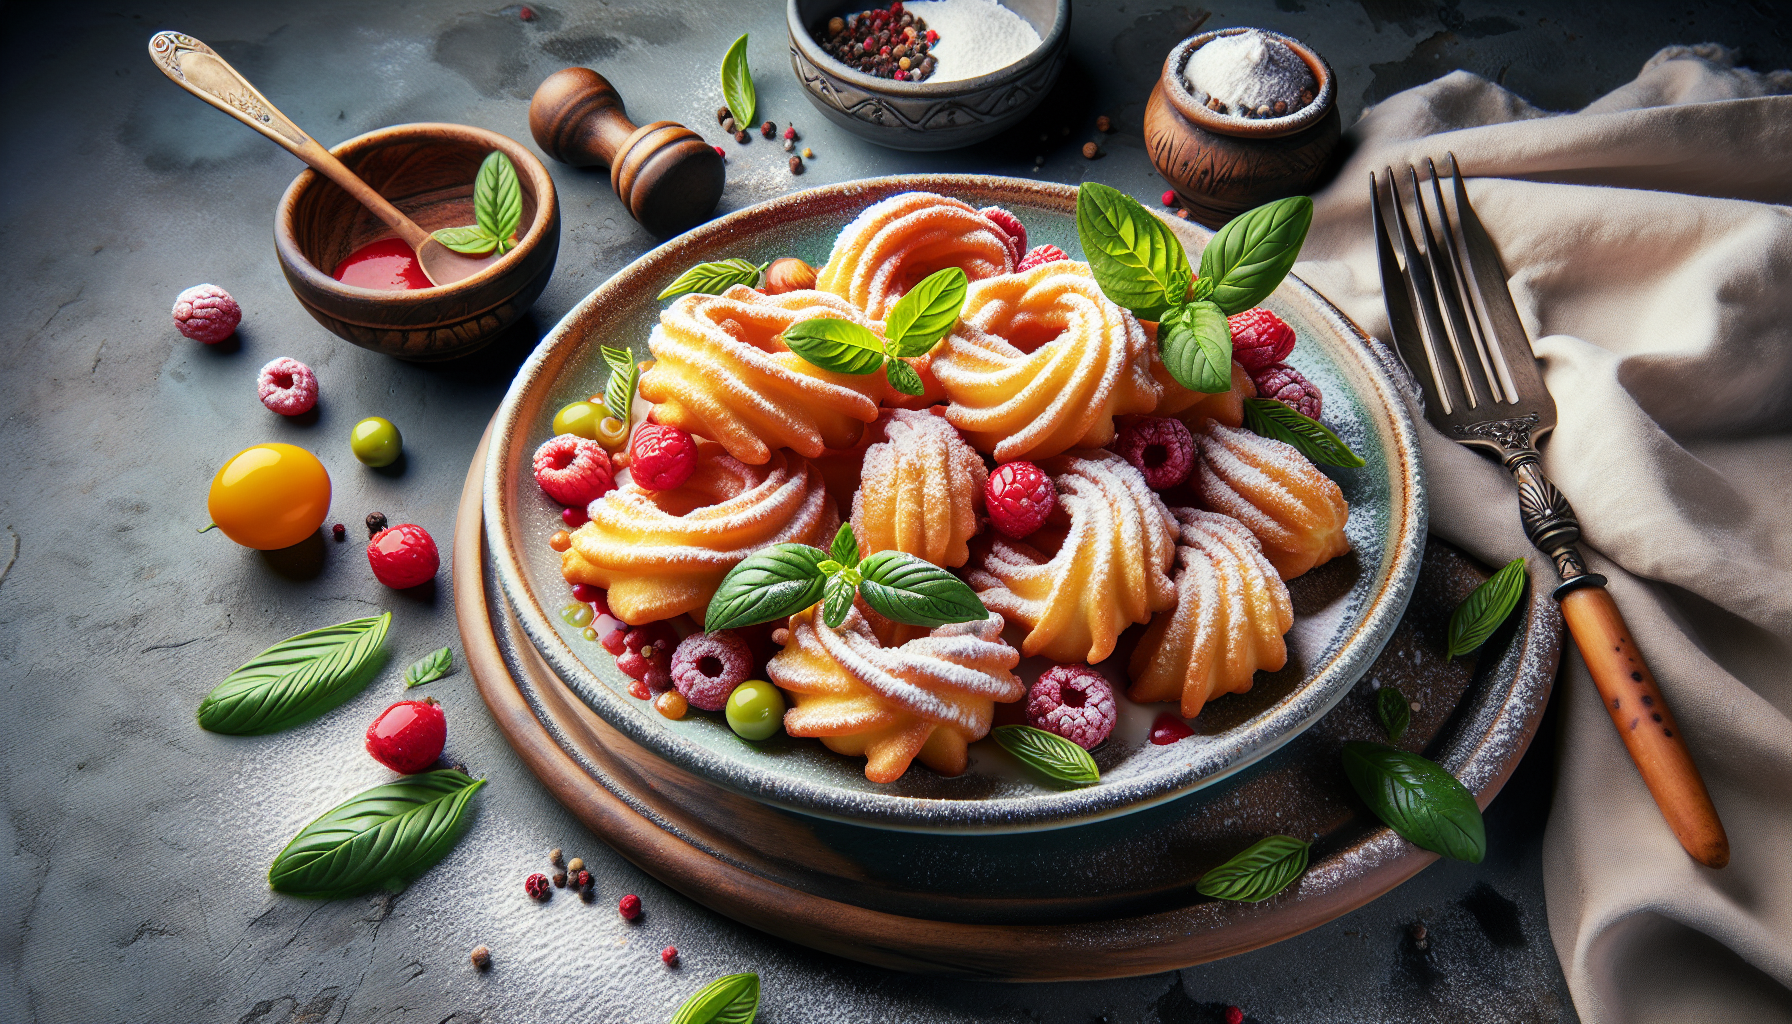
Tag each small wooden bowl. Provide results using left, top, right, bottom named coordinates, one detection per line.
left=274, top=123, right=560, bottom=361
left=1145, top=28, right=1339, bottom=228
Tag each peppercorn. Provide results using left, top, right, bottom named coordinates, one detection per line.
left=552, top=871, right=567, bottom=888
left=735, top=130, right=749, bottom=143
left=331, top=523, right=346, bottom=541
left=1096, top=114, right=1113, bottom=133
left=549, top=847, right=564, bottom=866
left=828, top=16, right=844, bottom=34
left=721, top=116, right=736, bottom=133
left=802, top=147, right=813, bottom=159
left=575, top=869, right=592, bottom=889
left=549, top=530, right=571, bottom=552
left=470, top=945, right=492, bottom=970
left=789, top=156, right=804, bottom=174
left=760, top=120, right=775, bottom=138
left=518, top=6, right=535, bottom=21
left=661, top=945, right=679, bottom=966
left=1410, top=921, right=1429, bottom=950
left=783, top=138, right=794, bottom=152
left=567, top=857, right=584, bottom=873
left=1224, top=1008, right=1244, bottom=1024
left=619, top=893, right=642, bottom=920
left=524, top=873, right=551, bottom=901
left=1273, top=100, right=1288, bottom=115
left=899, top=56, right=911, bottom=70
left=716, top=106, right=731, bottom=125
left=365, top=512, right=388, bottom=537
left=1176, top=208, right=1192, bottom=220
left=1207, top=97, right=1225, bottom=113
left=1082, top=142, right=1100, bottom=159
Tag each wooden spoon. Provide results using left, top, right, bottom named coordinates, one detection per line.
left=147, top=31, right=491, bottom=288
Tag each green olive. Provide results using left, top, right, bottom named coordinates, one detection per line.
left=553, top=401, right=604, bottom=440
left=725, top=679, right=786, bottom=742
left=594, top=415, right=630, bottom=451
left=350, top=416, right=402, bottom=467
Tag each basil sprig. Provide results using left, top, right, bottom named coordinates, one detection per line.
left=1376, top=685, right=1411, bottom=741
left=1241, top=397, right=1366, bottom=468
left=403, top=646, right=454, bottom=688
left=1198, top=195, right=1314, bottom=315
left=657, top=258, right=767, bottom=301
left=1158, top=300, right=1232, bottom=395
left=1196, top=835, right=1310, bottom=902
left=600, top=344, right=641, bottom=427
left=268, top=769, right=486, bottom=898
left=778, top=268, right=967, bottom=397
left=1341, top=742, right=1486, bottom=863
left=991, top=725, right=1100, bottom=786
left=671, top=972, right=760, bottom=1024
left=197, top=613, right=391, bottom=734
left=1447, top=557, right=1527, bottom=658
left=1077, top=182, right=1191, bottom=321
left=433, top=151, right=523, bottom=256
left=705, top=524, right=987, bottom=632
left=720, top=34, right=755, bottom=129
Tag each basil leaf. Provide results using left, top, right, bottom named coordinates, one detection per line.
left=1197, top=195, right=1313, bottom=315
left=856, top=551, right=988, bottom=627
left=474, top=151, right=523, bottom=248
left=829, top=522, right=859, bottom=569
left=403, top=646, right=454, bottom=688
left=656, top=258, right=765, bottom=301
left=992, top=725, right=1100, bottom=786
left=781, top=318, right=886, bottom=375
left=1241, top=398, right=1367, bottom=468
left=1158, top=300, right=1232, bottom=394
left=268, top=770, right=486, bottom=898
left=704, top=544, right=829, bottom=632
left=602, top=346, right=641, bottom=426
left=884, top=267, right=967, bottom=357
left=720, top=33, right=756, bottom=129
left=198, top=613, right=391, bottom=735
left=1341, top=742, right=1486, bottom=863
left=670, top=972, right=760, bottom=1024
left=822, top=571, right=857, bottom=629
left=432, top=225, right=497, bottom=255
left=1447, top=557, right=1527, bottom=657
left=1196, top=835, right=1310, bottom=902
left=884, top=356, right=926, bottom=397
left=1190, top=276, right=1215, bottom=302
left=1075, top=181, right=1191, bottom=321
left=1376, top=685, right=1410, bottom=741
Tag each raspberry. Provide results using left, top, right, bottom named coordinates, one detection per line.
left=525, top=873, right=551, bottom=901
left=670, top=631, right=753, bottom=711
left=618, top=893, right=642, bottom=920
left=171, top=284, right=241, bottom=344
left=978, top=206, right=1028, bottom=265
left=533, top=435, right=615, bottom=506
left=1016, top=244, right=1069, bottom=272
left=1161, top=189, right=1177, bottom=207
left=1027, top=665, right=1117, bottom=750
left=256, top=357, right=318, bottom=416
left=661, top=945, right=679, bottom=966
left=1227, top=307, right=1296, bottom=372
left=367, top=523, right=439, bottom=589
left=1251, top=363, right=1323, bottom=419
left=617, top=622, right=677, bottom=691
left=1111, top=416, right=1195, bottom=489
left=985, top=461, right=1055, bottom=539
left=628, top=424, right=698, bottom=491
left=1225, top=1008, right=1244, bottom=1024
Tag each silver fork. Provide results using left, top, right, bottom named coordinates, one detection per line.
left=1372, top=155, right=1728, bottom=868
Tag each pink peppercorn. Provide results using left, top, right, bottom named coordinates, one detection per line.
left=1225, top=1007, right=1244, bottom=1024
left=619, top=893, right=642, bottom=920
left=525, top=873, right=551, bottom=901
left=661, top=945, right=679, bottom=966
left=331, top=523, right=347, bottom=541
left=893, top=69, right=907, bottom=81
left=1162, top=190, right=1177, bottom=207
left=713, top=145, right=725, bottom=157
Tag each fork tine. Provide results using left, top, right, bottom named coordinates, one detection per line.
left=1370, top=169, right=1439, bottom=413
left=1445, top=152, right=1548, bottom=407
left=1424, top=157, right=1504, bottom=405
left=1385, top=165, right=1468, bottom=417
left=1405, top=163, right=1485, bottom=411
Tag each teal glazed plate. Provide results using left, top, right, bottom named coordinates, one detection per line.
left=484, top=175, right=1425, bottom=833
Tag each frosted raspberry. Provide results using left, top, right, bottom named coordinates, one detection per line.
left=1016, top=244, right=1069, bottom=272
left=628, top=424, right=697, bottom=491
left=171, top=284, right=241, bottom=344
left=367, top=523, right=439, bottom=589
left=670, top=631, right=753, bottom=711
left=978, top=206, right=1028, bottom=265
left=986, top=461, right=1055, bottom=539
left=1227, top=307, right=1296, bottom=372
left=533, top=435, right=615, bottom=506
left=256, top=357, right=318, bottom=416
left=1027, top=665, right=1117, bottom=750
left=1112, top=416, right=1194, bottom=489
left=1251, top=362, right=1323, bottom=419
left=617, top=622, right=677, bottom=692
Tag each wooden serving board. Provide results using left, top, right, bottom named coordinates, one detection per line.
left=453, top=425, right=1562, bottom=980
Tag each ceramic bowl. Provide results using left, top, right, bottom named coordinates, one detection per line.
left=481, top=175, right=1425, bottom=832
left=274, top=123, right=560, bottom=361
left=1145, top=28, right=1340, bottom=227
left=786, top=0, right=1070, bottom=151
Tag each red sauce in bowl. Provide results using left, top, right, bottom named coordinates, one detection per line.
left=332, top=237, right=432, bottom=290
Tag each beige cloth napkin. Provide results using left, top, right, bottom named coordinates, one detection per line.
left=1291, top=44, right=1792, bottom=1024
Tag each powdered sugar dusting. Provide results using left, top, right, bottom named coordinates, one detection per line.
left=1193, top=420, right=1351, bottom=579
left=816, top=192, right=1014, bottom=317
left=850, top=408, right=987, bottom=567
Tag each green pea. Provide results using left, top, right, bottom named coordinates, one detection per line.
left=553, top=401, right=604, bottom=441
left=350, top=416, right=403, bottom=467
left=725, top=679, right=786, bottom=742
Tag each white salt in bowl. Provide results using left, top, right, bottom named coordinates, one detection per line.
left=786, top=0, right=1070, bottom=151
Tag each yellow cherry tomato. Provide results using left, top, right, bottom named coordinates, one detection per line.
left=552, top=401, right=604, bottom=440
left=206, top=443, right=331, bottom=550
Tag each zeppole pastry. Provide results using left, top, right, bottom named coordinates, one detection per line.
left=769, top=604, right=1024, bottom=783
left=1190, top=421, right=1350, bottom=579
left=1128, top=509, right=1293, bottom=718
left=561, top=444, right=838, bottom=624
left=969, top=452, right=1177, bottom=663
left=1151, top=344, right=1255, bottom=429
left=851, top=409, right=987, bottom=568
left=816, top=191, right=1014, bottom=318
left=932, top=261, right=1160, bottom=462
left=638, top=286, right=889, bottom=465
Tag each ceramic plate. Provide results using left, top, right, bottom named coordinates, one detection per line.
left=484, top=174, right=1425, bottom=832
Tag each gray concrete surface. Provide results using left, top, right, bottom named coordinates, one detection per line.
left=3, top=2, right=1784, bottom=1021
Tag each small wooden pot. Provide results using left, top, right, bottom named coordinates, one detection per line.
left=275, top=123, right=560, bottom=361
left=1145, top=28, right=1339, bottom=228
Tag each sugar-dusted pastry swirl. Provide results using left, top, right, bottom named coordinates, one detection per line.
left=1190, top=420, right=1350, bottom=579
left=932, top=261, right=1161, bottom=462
left=561, top=444, right=839, bottom=624
left=638, top=286, right=890, bottom=465
left=769, top=605, right=1024, bottom=784
left=1149, top=336, right=1255, bottom=430
left=851, top=409, right=986, bottom=568
left=968, top=451, right=1176, bottom=663
left=1128, top=509, right=1294, bottom=719
left=816, top=191, right=1014, bottom=318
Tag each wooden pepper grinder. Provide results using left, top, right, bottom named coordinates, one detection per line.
left=529, top=67, right=725, bottom=238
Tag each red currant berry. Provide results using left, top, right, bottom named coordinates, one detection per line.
left=628, top=424, right=698, bottom=491
left=562, top=504, right=589, bottom=528
left=985, top=461, right=1055, bottom=539
left=570, top=582, right=602, bottom=603
left=365, top=697, right=447, bottom=774
left=366, top=523, right=439, bottom=589
left=618, top=893, right=642, bottom=920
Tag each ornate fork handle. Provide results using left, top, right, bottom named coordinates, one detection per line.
left=1454, top=415, right=1598, bottom=590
